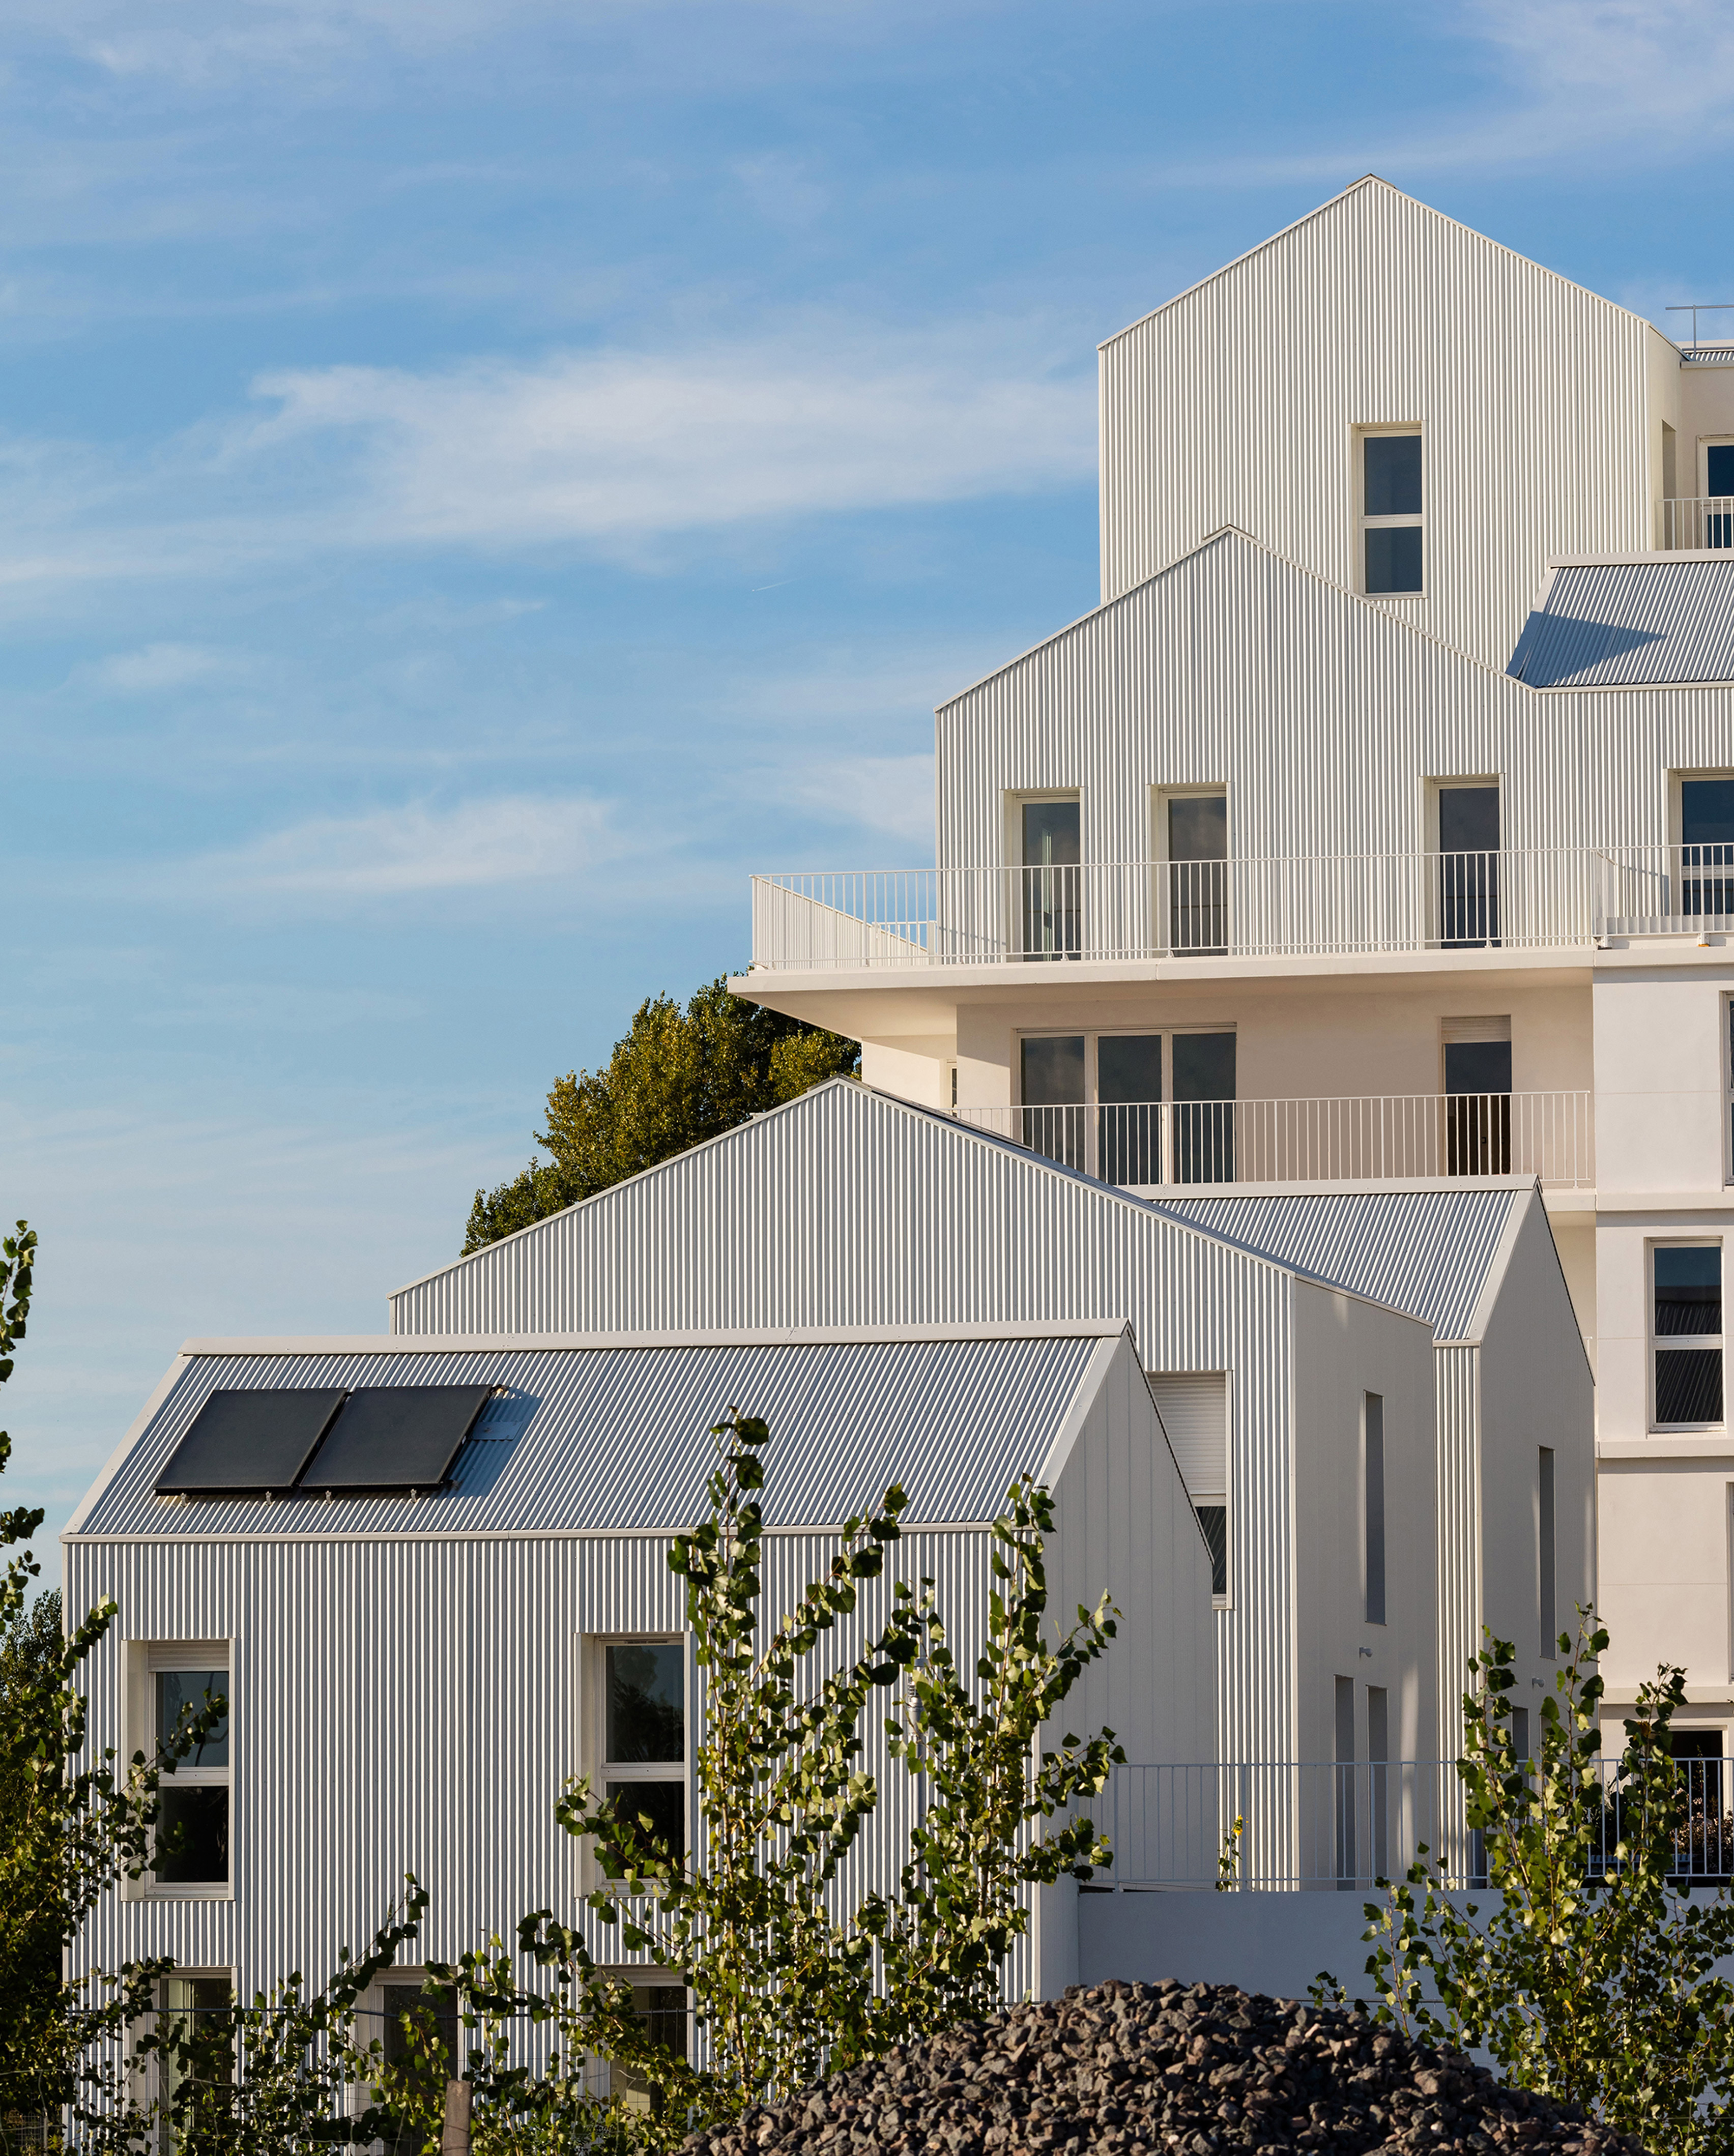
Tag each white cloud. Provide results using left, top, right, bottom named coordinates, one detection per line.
left=193, top=793, right=624, bottom=896
left=92, top=640, right=229, bottom=691
left=241, top=321, right=1096, bottom=549
left=768, top=753, right=935, bottom=848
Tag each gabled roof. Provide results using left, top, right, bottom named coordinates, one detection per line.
left=1147, top=1186, right=1529, bottom=1344
left=1099, top=175, right=1658, bottom=354
left=68, top=1323, right=1127, bottom=1542
left=1507, top=558, right=1734, bottom=688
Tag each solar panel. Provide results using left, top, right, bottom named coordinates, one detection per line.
left=299, top=1385, right=495, bottom=1493
left=156, top=1389, right=349, bottom=1496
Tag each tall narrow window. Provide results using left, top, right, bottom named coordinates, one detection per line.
left=1334, top=1675, right=1357, bottom=1887
left=1538, top=1447, right=1556, bottom=1659
left=1707, top=442, right=1734, bottom=548
left=1020, top=798, right=1081, bottom=960
left=1726, top=1002, right=1734, bottom=1182
left=601, top=1639, right=688, bottom=1871
left=1361, top=430, right=1423, bottom=595
left=1165, top=792, right=1228, bottom=956
left=151, top=1655, right=230, bottom=1889
left=158, top=1975, right=234, bottom=2141
left=1096, top=1034, right=1162, bottom=1187
left=1172, top=1031, right=1236, bottom=1184
left=1681, top=777, right=1734, bottom=921
left=1364, top=1393, right=1386, bottom=1626
left=1150, top=1371, right=1228, bottom=1604
left=1443, top=1017, right=1512, bottom=1176
left=1654, top=1245, right=1724, bottom=1429
left=1511, top=1706, right=1530, bottom=1762
left=1437, top=784, right=1500, bottom=949
left=1020, top=1034, right=1086, bottom=1173
left=1367, top=1686, right=1389, bottom=1884
left=379, top=1978, right=461, bottom=2144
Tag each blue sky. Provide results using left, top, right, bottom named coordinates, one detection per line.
left=6, top=0, right=1733, bottom=1581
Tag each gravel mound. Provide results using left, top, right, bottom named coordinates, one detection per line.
left=684, top=1980, right=1643, bottom=2156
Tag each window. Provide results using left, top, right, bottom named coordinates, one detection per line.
left=375, top=1979, right=460, bottom=2155
left=1706, top=441, right=1734, bottom=547
left=598, top=1639, right=688, bottom=1872
left=1538, top=1446, right=1556, bottom=1659
left=1018, top=1029, right=1234, bottom=1185
left=1162, top=791, right=1228, bottom=956
left=1442, top=1016, right=1512, bottom=1175
left=1150, top=1371, right=1229, bottom=1605
left=1727, top=1002, right=1734, bottom=1180
left=1511, top=1706, right=1530, bottom=1762
left=1435, top=783, right=1500, bottom=947
left=158, top=1974, right=233, bottom=2147
left=1360, top=429, right=1423, bottom=595
left=148, top=1649, right=230, bottom=1891
left=1367, top=1686, right=1389, bottom=1883
left=1653, top=1244, right=1724, bottom=1430
left=1364, top=1394, right=1386, bottom=1627
left=1680, top=777, right=1734, bottom=921
left=1334, top=1675, right=1356, bottom=1886
left=1018, top=796, right=1080, bottom=960
left=610, top=1985, right=691, bottom=2116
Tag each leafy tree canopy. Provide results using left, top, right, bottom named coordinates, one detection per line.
left=463, top=978, right=859, bottom=1253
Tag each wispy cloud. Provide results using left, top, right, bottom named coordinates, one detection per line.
left=189, top=793, right=625, bottom=896
left=90, top=641, right=232, bottom=691
left=769, top=752, right=935, bottom=848
left=0, top=315, right=1095, bottom=602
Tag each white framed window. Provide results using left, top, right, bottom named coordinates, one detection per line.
left=129, top=1643, right=230, bottom=1897
left=1017, top=1026, right=1235, bottom=1186
left=587, top=1636, right=690, bottom=1879
left=600, top=1975, right=692, bottom=2117
left=1149, top=1371, right=1229, bottom=1606
left=1651, top=1241, right=1724, bottom=1431
left=1153, top=786, right=1229, bottom=956
left=156, top=1971, right=233, bottom=2139
left=1007, top=791, right=1082, bottom=962
left=1357, top=427, right=1423, bottom=596
left=1363, top=1393, right=1386, bottom=1627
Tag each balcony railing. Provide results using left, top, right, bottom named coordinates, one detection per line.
left=1662, top=496, right=1734, bottom=549
left=750, top=846, right=1734, bottom=969
left=1087, top=1757, right=1734, bottom=1891
left=955, top=1091, right=1593, bottom=1190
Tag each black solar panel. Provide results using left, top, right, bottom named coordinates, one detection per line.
left=300, top=1384, right=494, bottom=1492
left=156, top=1389, right=349, bottom=1496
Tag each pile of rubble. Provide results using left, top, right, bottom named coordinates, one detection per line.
left=683, top=1980, right=1642, bottom=2156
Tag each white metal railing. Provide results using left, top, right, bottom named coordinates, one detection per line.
left=1092, top=1758, right=1734, bottom=1891
left=749, top=848, right=1734, bottom=969
left=953, top=1091, right=1593, bottom=1190
left=1662, top=497, right=1734, bottom=549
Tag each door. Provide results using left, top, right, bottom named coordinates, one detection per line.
left=1682, top=777, right=1734, bottom=921
left=1172, top=1031, right=1236, bottom=1183
left=1096, top=1034, right=1163, bottom=1185
left=1706, top=442, right=1734, bottom=547
left=1021, top=800, right=1081, bottom=960
left=1438, top=785, right=1500, bottom=948
left=1444, top=1033, right=1512, bottom=1175
left=1167, top=794, right=1228, bottom=955
left=1020, top=1035, right=1085, bottom=1169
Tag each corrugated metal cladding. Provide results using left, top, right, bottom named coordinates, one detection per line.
left=1508, top=560, right=1734, bottom=689
left=934, top=525, right=1734, bottom=878
left=78, top=1333, right=1105, bottom=1542
left=1147, top=1373, right=1225, bottom=1493
left=1094, top=176, right=1657, bottom=677
left=67, top=1530, right=1037, bottom=2024
left=1153, top=1186, right=1522, bottom=1343
left=390, top=1080, right=1309, bottom=1768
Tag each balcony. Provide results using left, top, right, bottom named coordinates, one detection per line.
left=953, top=1092, right=1593, bottom=1190
left=749, top=846, right=1734, bottom=971
left=1661, top=497, right=1734, bottom=549
left=1084, top=1756, right=1733, bottom=1890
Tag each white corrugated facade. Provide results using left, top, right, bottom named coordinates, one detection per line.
left=1096, top=174, right=1666, bottom=674
left=67, top=1323, right=1213, bottom=2021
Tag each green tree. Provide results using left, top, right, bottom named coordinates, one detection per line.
left=1348, top=1614, right=1734, bottom=2154
left=464, top=979, right=860, bottom=1252
left=449, top=1408, right=1122, bottom=2150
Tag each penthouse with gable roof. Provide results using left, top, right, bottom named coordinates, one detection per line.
left=738, top=176, right=1734, bottom=1741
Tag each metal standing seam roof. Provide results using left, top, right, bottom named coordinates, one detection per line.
left=71, top=1330, right=1115, bottom=1541
left=1147, top=1186, right=1524, bottom=1342
left=1507, top=559, right=1734, bottom=688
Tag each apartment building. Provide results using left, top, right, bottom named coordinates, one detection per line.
left=740, top=175, right=1734, bottom=1738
